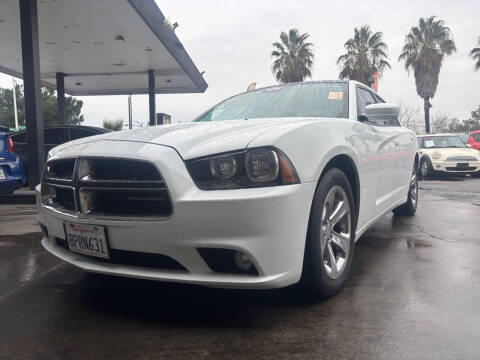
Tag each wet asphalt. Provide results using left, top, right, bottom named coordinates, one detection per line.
left=1, top=177, right=480, bottom=360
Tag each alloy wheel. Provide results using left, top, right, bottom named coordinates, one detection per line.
left=421, top=160, right=428, bottom=176
left=320, top=186, right=351, bottom=280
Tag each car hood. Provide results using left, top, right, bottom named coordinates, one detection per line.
left=421, top=147, right=480, bottom=160
left=52, top=118, right=319, bottom=160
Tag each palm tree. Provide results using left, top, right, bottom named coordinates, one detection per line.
left=398, top=16, right=456, bottom=134
left=271, top=29, right=314, bottom=83
left=337, top=25, right=390, bottom=86
left=470, top=36, right=480, bottom=71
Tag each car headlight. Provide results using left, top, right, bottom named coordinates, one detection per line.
left=432, top=152, right=441, bottom=160
left=185, top=148, right=299, bottom=190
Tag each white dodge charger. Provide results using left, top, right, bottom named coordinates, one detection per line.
left=37, top=81, right=419, bottom=297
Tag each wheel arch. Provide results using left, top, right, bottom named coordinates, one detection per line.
left=318, top=154, right=360, bottom=226
left=420, top=153, right=430, bottom=163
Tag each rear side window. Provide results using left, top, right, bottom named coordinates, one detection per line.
left=11, top=132, right=26, bottom=143
left=69, top=128, right=95, bottom=140
left=472, top=133, right=480, bottom=142
left=45, top=128, right=69, bottom=145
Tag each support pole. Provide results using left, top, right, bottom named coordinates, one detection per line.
left=12, top=78, right=19, bottom=131
left=148, top=70, right=156, bottom=126
left=19, top=0, right=44, bottom=189
left=56, top=72, right=65, bottom=125
left=128, top=94, right=133, bottom=130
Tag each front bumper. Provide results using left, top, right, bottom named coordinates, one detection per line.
left=0, top=178, right=24, bottom=194
left=431, top=160, right=480, bottom=173
left=0, top=161, right=26, bottom=194
left=37, top=143, right=316, bottom=289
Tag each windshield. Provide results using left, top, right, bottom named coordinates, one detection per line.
left=418, top=135, right=467, bottom=149
left=194, top=82, right=349, bottom=122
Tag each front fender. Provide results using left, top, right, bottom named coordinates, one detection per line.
left=247, top=119, right=361, bottom=183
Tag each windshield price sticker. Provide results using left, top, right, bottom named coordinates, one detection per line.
left=328, top=92, right=343, bottom=100
left=424, top=140, right=434, bottom=147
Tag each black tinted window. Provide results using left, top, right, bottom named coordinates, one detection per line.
left=45, top=128, right=69, bottom=145
left=11, top=132, right=26, bottom=143
left=69, top=128, right=95, bottom=140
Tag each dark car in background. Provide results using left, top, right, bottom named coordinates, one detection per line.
left=10, top=125, right=111, bottom=180
left=0, top=132, right=26, bottom=194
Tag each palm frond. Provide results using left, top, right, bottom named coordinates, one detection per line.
left=270, top=29, right=314, bottom=83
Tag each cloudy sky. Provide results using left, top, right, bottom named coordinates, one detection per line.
left=1, top=0, right=479, bottom=127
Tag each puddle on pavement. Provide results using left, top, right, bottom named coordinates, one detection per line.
left=405, top=238, right=432, bottom=248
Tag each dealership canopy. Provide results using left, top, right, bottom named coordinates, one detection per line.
left=0, top=0, right=208, bottom=189
left=0, top=0, right=208, bottom=95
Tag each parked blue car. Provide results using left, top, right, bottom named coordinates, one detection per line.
left=0, top=132, right=26, bottom=194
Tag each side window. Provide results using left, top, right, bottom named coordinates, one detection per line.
left=10, top=132, right=26, bottom=143
left=358, top=87, right=400, bottom=127
left=417, top=138, right=423, bottom=148
left=373, top=94, right=385, bottom=103
left=356, top=87, right=377, bottom=117
left=45, top=128, right=69, bottom=145
left=69, top=128, right=95, bottom=140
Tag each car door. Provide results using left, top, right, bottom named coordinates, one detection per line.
left=356, top=86, right=399, bottom=215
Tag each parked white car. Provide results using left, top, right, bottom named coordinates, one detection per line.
left=417, top=134, right=480, bottom=178
left=37, top=81, right=419, bottom=297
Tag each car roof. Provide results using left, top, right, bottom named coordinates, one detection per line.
left=10, top=125, right=111, bottom=135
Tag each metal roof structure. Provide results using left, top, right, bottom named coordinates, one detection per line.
left=0, top=0, right=208, bottom=95
left=1, top=0, right=208, bottom=189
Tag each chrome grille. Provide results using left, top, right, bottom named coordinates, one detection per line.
left=446, top=156, right=477, bottom=162
left=41, top=157, right=172, bottom=220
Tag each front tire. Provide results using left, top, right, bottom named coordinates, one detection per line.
left=301, top=168, right=356, bottom=298
left=419, top=157, right=435, bottom=179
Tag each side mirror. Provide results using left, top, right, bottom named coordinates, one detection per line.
left=466, top=144, right=473, bottom=148
left=364, top=103, right=400, bottom=125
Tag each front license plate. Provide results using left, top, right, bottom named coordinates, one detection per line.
left=0, top=168, right=5, bottom=180
left=457, top=163, right=469, bottom=168
left=64, top=222, right=110, bottom=259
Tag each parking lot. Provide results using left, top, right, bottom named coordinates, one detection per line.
left=1, top=177, right=479, bottom=360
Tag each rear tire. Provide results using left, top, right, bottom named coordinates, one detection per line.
left=393, top=165, right=418, bottom=216
left=300, top=168, right=356, bottom=298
